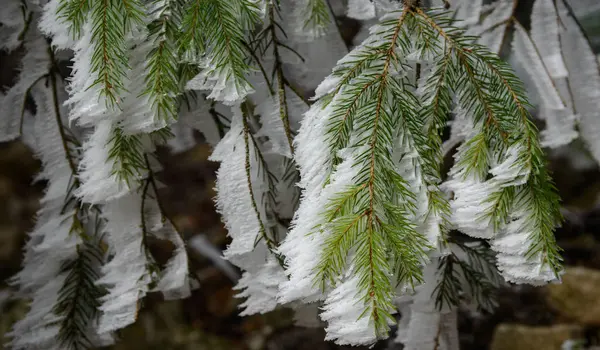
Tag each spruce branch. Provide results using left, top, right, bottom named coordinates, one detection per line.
left=412, top=7, right=562, bottom=279
left=52, top=238, right=105, bottom=350
left=310, top=9, right=433, bottom=338
left=56, top=0, right=91, bottom=38
left=107, top=128, right=146, bottom=187
left=184, top=0, right=261, bottom=103
left=286, top=4, right=564, bottom=344
left=142, top=0, right=185, bottom=123
left=267, top=2, right=295, bottom=155
left=49, top=46, right=108, bottom=349
left=433, top=239, right=501, bottom=312
left=241, top=102, right=281, bottom=257
left=89, top=0, right=143, bottom=107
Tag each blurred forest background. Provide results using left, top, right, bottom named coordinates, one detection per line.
left=1, top=0, right=600, bottom=349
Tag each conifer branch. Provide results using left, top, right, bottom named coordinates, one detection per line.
left=413, top=8, right=562, bottom=280
left=57, top=0, right=90, bottom=38
left=241, top=103, right=280, bottom=256
left=184, top=0, right=260, bottom=103
left=143, top=0, right=185, bottom=123
left=89, top=0, right=140, bottom=107
left=268, top=2, right=295, bottom=155
left=309, top=8, right=433, bottom=339
left=107, top=129, right=146, bottom=187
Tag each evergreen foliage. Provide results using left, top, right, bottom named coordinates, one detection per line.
left=3, top=0, right=591, bottom=348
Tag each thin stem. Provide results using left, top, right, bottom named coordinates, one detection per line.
left=364, top=7, right=410, bottom=323
left=268, top=3, right=295, bottom=155
left=48, top=47, right=79, bottom=184
left=241, top=102, right=282, bottom=264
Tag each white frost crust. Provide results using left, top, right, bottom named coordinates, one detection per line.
left=118, top=37, right=173, bottom=134
left=278, top=123, right=358, bottom=303
left=454, top=0, right=483, bottom=27
left=539, top=107, right=579, bottom=148
left=279, top=0, right=348, bottom=93
left=39, top=0, right=76, bottom=50
left=8, top=82, right=96, bottom=349
left=0, top=0, right=24, bottom=52
left=445, top=132, right=558, bottom=284
left=155, top=221, right=191, bottom=300
left=511, top=19, right=578, bottom=149
left=95, top=191, right=156, bottom=334
left=178, top=95, right=223, bottom=147
left=12, top=84, right=76, bottom=291
left=64, top=23, right=113, bottom=127
left=7, top=275, right=67, bottom=350
left=467, top=0, right=513, bottom=54
left=289, top=0, right=327, bottom=40
left=256, top=95, right=293, bottom=157
left=234, top=252, right=287, bottom=316
left=393, top=127, right=441, bottom=246
left=397, top=260, right=459, bottom=350
left=512, top=24, right=566, bottom=110
left=530, top=0, right=568, bottom=78
left=445, top=139, right=530, bottom=239
left=320, top=273, right=378, bottom=346
left=207, top=105, right=286, bottom=321
left=186, top=57, right=254, bottom=105
left=75, top=120, right=138, bottom=203
left=1, top=26, right=49, bottom=142
left=347, top=0, right=376, bottom=20
left=209, top=106, right=269, bottom=263
left=556, top=0, right=600, bottom=165
left=188, top=235, right=240, bottom=282
left=491, top=200, right=559, bottom=285
left=401, top=309, right=459, bottom=350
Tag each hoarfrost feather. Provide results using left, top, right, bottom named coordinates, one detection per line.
left=454, top=0, right=483, bottom=27
left=530, top=0, right=568, bottom=78
left=556, top=1, right=600, bottom=164
left=491, top=200, right=559, bottom=284
left=402, top=310, right=459, bottom=350
left=278, top=124, right=357, bottom=303
left=75, top=120, right=139, bottom=203
left=155, top=222, right=191, bottom=300
left=209, top=106, right=268, bottom=262
left=65, top=24, right=113, bottom=126
left=7, top=276, right=67, bottom=350
left=39, top=0, right=76, bottom=50
left=179, top=96, right=222, bottom=147
left=539, top=107, right=578, bottom=148
left=1, top=28, right=49, bottom=142
left=167, top=119, right=197, bottom=154
left=0, top=0, right=24, bottom=52
left=256, top=95, right=293, bottom=157
left=445, top=140, right=530, bottom=238
left=401, top=261, right=459, bottom=350
left=512, top=24, right=565, bottom=110
left=347, top=0, right=376, bottom=20
left=119, top=44, right=173, bottom=133
left=96, top=192, right=156, bottom=334
left=189, top=235, right=240, bottom=281
left=280, top=0, right=348, bottom=93
left=235, top=254, right=287, bottom=316
left=320, top=273, right=380, bottom=346
left=186, top=58, right=254, bottom=105
left=468, top=0, right=513, bottom=53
